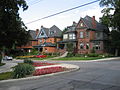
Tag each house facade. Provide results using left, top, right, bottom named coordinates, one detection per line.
left=58, top=16, right=109, bottom=54
left=34, top=25, right=62, bottom=53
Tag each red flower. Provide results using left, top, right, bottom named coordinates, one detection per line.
left=33, top=67, right=64, bottom=76
left=33, top=62, right=56, bottom=67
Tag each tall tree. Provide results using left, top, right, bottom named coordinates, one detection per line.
left=100, top=0, right=120, bottom=30
left=100, top=0, right=120, bottom=56
left=0, top=0, right=30, bottom=61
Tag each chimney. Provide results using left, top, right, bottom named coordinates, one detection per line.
left=36, top=29, right=39, bottom=35
left=92, top=16, right=96, bottom=29
left=41, top=25, right=43, bottom=28
left=73, top=21, right=76, bottom=26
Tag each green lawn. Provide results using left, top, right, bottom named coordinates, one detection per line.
left=31, top=56, right=55, bottom=60
left=0, top=72, right=13, bottom=80
left=52, top=57, right=105, bottom=61
left=0, top=63, right=5, bottom=66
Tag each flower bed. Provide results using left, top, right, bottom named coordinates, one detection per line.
left=33, top=62, right=56, bottom=67
left=16, top=55, right=35, bottom=59
left=33, top=66, right=65, bottom=76
left=35, top=55, right=47, bottom=58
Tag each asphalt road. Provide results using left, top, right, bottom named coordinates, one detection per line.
left=0, top=59, right=120, bottom=90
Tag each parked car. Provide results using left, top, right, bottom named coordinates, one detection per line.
left=3, top=56, right=13, bottom=60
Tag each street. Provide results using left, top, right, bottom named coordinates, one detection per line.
left=0, top=59, right=120, bottom=90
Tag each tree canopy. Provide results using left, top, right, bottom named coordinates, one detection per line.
left=0, top=0, right=30, bottom=50
left=100, top=0, right=120, bottom=56
left=100, top=0, right=120, bottom=30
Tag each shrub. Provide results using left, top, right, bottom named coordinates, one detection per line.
left=13, top=63, right=35, bottom=78
left=66, top=52, right=75, bottom=57
left=29, top=48, right=39, bottom=55
left=87, top=53, right=99, bottom=57
left=75, top=54, right=84, bottom=57
left=24, top=59, right=33, bottom=65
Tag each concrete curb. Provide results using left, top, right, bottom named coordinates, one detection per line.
left=0, top=64, right=80, bottom=83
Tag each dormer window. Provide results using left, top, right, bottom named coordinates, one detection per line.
left=50, top=31, right=54, bottom=35
left=80, top=23, right=83, bottom=27
left=40, top=31, right=44, bottom=36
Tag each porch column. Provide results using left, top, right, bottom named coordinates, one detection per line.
left=64, top=43, right=67, bottom=49
left=57, top=43, right=59, bottom=49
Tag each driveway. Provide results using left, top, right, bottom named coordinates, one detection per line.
left=0, top=59, right=120, bottom=90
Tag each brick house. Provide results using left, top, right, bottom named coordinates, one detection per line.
left=17, top=30, right=38, bottom=52
left=34, top=25, right=62, bottom=53
left=58, top=15, right=109, bottom=54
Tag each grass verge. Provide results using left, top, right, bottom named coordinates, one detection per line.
left=0, top=63, right=5, bottom=66
left=52, top=57, right=105, bottom=61
left=0, top=72, right=13, bottom=80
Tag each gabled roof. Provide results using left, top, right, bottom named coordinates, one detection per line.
left=64, top=22, right=77, bottom=33
left=49, top=25, right=62, bottom=37
left=36, top=25, right=62, bottom=39
left=28, top=30, right=37, bottom=40
left=81, top=15, right=107, bottom=31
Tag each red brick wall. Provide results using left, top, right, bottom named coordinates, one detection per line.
left=44, top=47, right=57, bottom=53
left=38, top=38, right=62, bottom=44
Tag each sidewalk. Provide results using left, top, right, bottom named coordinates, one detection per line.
left=0, top=61, right=17, bottom=73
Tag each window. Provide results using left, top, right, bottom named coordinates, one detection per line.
left=80, top=23, right=83, bottom=26
left=86, top=32, right=89, bottom=38
left=86, top=43, right=89, bottom=49
left=80, top=32, right=84, bottom=38
left=69, top=33, right=76, bottom=39
left=50, top=31, right=54, bottom=35
left=93, top=42, right=101, bottom=50
left=80, top=43, right=84, bottom=49
left=96, top=32, right=101, bottom=38
left=63, top=34, right=68, bottom=39
left=73, top=33, right=76, bottom=39
left=40, top=31, right=44, bottom=36
left=69, top=34, right=73, bottom=39
left=39, top=39, right=42, bottom=43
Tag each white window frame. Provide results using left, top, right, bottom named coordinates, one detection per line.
left=86, top=43, right=89, bottom=49
left=86, top=32, right=90, bottom=38
left=80, top=43, right=84, bottom=49
left=80, top=32, right=84, bottom=38
left=63, top=34, right=68, bottom=39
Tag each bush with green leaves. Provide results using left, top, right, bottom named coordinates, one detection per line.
left=66, top=52, right=75, bottom=57
left=75, top=54, right=85, bottom=57
left=24, top=59, right=33, bottom=65
left=13, top=63, right=35, bottom=78
left=87, top=53, right=99, bottom=57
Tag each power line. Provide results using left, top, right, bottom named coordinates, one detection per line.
left=26, top=0, right=100, bottom=24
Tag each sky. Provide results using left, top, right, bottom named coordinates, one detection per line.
left=19, top=0, right=103, bottom=31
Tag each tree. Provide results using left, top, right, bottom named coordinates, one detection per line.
left=99, top=0, right=120, bottom=56
left=110, top=30, right=120, bottom=56
left=0, top=0, right=30, bottom=62
left=100, top=0, right=120, bottom=30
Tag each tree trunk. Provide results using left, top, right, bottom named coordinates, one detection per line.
left=115, top=49, right=118, bottom=56
left=0, top=47, right=6, bottom=63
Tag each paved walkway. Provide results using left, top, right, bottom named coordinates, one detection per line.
left=0, top=61, right=17, bottom=73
